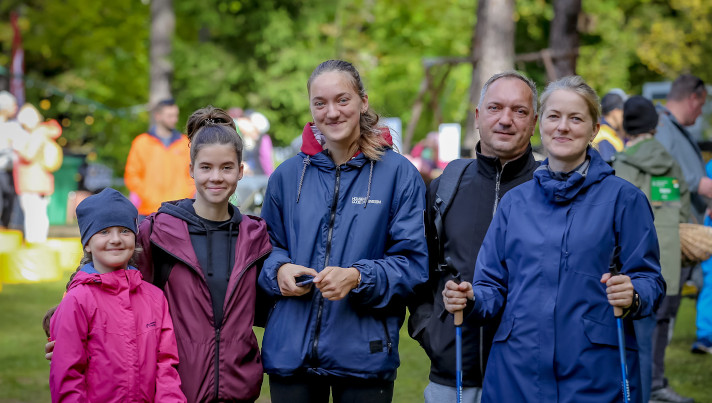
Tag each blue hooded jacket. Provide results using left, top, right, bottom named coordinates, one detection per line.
left=258, top=124, right=429, bottom=380
left=470, top=147, right=665, bottom=403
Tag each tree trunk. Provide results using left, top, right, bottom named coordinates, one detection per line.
left=463, top=0, right=515, bottom=154
left=149, top=0, right=175, bottom=109
left=548, top=0, right=581, bottom=79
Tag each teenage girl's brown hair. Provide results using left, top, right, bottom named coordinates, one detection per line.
left=186, top=106, right=243, bottom=165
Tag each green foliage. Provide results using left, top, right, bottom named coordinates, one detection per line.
left=1, top=0, right=712, bottom=173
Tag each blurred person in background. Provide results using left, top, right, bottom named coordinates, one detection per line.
left=613, top=95, right=692, bottom=403
left=238, top=111, right=274, bottom=176
left=655, top=74, right=708, bottom=223
left=592, top=90, right=626, bottom=163
left=13, top=104, right=63, bottom=243
left=409, top=131, right=440, bottom=185
left=694, top=163, right=712, bottom=359
left=124, top=99, right=194, bottom=220
left=0, top=91, right=24, bottom=229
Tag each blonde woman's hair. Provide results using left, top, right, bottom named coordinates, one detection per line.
left=540, top=76, right=601, bottom=130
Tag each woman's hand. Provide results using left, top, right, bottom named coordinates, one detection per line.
left=601, top=272, right=634, bottom=311
left=313, top=266, right=360, bottom=301
left=442, top=280, right=474, bottom=314
left=45, top=340, right=54, bottom=361
left=276, top=263, right=319, bottom=297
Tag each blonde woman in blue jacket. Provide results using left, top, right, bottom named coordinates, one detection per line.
left=444, top=76, right=665, bottom=403
left=258, top=60, right=428, bottom=403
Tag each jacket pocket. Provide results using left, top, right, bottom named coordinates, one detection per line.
left=582, top=316, right=637, bottom=350
left=492, top=316, right=514, bottom=343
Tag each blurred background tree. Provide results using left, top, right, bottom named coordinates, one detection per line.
left=0, top=0, right=710, bottom=174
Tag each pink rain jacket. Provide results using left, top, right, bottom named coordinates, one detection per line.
left=49, top=268, right=186, bottom=402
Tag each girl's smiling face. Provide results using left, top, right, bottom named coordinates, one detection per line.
left=85, top=226, right=136, bottom=273
left=191, top=143, right=243, bottom=208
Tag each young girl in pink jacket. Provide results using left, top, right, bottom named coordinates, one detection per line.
left=49, top=188, right=186, bottom=402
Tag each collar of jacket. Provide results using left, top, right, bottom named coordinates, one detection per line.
left=475, top=142, right=536, bottom=180
left=69, top=264, right=143, bottom=294
left=617, top=138, right=676, bottom=176
left=148, top=205, right=270, bottom=278
left=299, top=122, right=394, bottom=159
left=148, top=126, right=183, bottom=146
left=535, top=146, right=612, bottom=204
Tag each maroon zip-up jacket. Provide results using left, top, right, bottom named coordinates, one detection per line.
left=136, top=200, right=271, bottom=402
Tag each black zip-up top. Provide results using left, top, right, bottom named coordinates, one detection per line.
left=408, top=143, right=539, bottom=388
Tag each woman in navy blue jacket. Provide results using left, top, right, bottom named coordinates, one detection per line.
left=444, top=76, right=665, bottom=402
left=258, top=60, right=428, bottom=402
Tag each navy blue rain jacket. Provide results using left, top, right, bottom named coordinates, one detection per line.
left=258, top=124, right=429, bottom=380
left=470, top=147, right=665, bottom=403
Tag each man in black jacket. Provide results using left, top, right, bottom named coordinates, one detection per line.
left=408, top=71, right=539, bottom=402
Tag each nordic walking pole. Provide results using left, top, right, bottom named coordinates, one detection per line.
left=445, top=257, right=463, bottom=403
left=454, top=309, right=463, bottom=403
left=609, top=247, right=631, bottom=403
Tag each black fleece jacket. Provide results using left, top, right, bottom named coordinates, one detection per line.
left=408, top=143, right=538, bottom=387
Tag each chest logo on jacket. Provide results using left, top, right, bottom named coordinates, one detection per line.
left=351, top=197, right=382, bottom=205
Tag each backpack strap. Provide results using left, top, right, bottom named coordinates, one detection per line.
left=433, top=158, right=477, bottom=275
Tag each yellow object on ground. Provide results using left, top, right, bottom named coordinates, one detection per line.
left=0, top=245, right=61, bottom=284
left=0, top=229, right=23, bottom=253
left=44, top=238, right=83, bottom=272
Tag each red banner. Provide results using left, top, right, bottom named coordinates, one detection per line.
left=10, top=12, right=25, bottom=106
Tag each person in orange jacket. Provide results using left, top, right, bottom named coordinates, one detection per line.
left=124, top=99, right=194, bottom=218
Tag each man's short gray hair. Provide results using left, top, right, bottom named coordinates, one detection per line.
left=479, top=71, right=538, bottom=115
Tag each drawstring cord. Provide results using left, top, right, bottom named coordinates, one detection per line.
left=296, top=156, right=311, bottom=203
left=364, top=160, right=374, bottom=209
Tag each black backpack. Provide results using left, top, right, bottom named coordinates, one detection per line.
left=432, top=158, right=477, bottom=278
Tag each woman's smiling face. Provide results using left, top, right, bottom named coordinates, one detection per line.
left=309, top=70, right=367, bottom=150
left=540, top=89, right=599, bottom=171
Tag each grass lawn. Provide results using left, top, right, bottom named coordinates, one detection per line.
left=1, top=278, right=709, bottom=402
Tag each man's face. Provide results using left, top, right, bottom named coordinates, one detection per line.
left=155, top=105, right=179, bottom=131
left=476, top=78, right=537, bottom=161
left=684, top=90, right=707, bottom=126
left=607, top=108, right=623, bottom=131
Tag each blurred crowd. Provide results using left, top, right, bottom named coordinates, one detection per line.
left=0, top=90, right=63, bottom=243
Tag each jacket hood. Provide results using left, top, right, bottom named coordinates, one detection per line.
left=295, top=123, right=393, bottom=206
left=68, top=264, right=144, bottom=294
left=535, top=147, right=613, bottom=203
left=157, top=198, right=242, bottom=279
left=157, top=198, right=242, bottom=231
left=299, top=123, right=394, bottom=156
left=615, top=138, right=677, bottom=176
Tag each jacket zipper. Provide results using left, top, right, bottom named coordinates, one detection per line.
left=492, top=162, right=505, bottom=216
left=212, top=327, right=219, bottom=398
left=311, top=165, right=342, bottom=364
left=153, top=241, right=271, bottom=401
left=480, top=327, right=484, bottom=378
left=381, top=319, right=393, bottom=353
left=216, top=248, right=271, bottom=400
left=485, top=160, right=507, bottom=375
